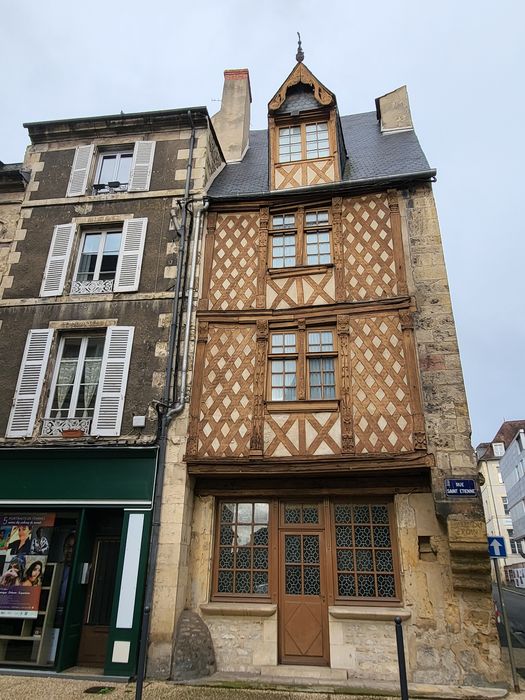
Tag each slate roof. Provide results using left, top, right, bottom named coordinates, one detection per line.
left=477, top=420, right=525, bottom=460
left=209, top=111, right=434, bottom=200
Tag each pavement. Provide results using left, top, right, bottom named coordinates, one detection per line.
left=0, top=672, right=523, bottom=700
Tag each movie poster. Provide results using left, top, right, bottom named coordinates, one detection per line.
left=0, top=513, right=56, bottom=619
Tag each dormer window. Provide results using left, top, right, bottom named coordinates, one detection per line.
left=493, top=442, right=505, bottom=457
left=278, top=122, right=329, bottom=163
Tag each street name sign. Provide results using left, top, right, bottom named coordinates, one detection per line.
left=488, top=536, right=507, bottom=558
left=445, top=478, right=476, bottom=497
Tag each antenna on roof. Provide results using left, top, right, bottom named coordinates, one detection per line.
left=296, top=32, right=304, bottom=63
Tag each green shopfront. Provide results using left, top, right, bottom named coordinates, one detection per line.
left=0, top=447, right=156, bottom=678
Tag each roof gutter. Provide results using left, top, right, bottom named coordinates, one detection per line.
left=209, top=169, right=437, bottom=204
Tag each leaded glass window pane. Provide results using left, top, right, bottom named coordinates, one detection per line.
left=333, top=503, right=397, bottom=600
left=215, top=501, right=269, bottom=598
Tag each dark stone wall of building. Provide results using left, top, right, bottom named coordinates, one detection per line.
left=4, top=198, right=174, bottom=300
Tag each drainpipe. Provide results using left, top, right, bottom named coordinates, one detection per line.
left=167, top=199, right=209, bottom=419
left=135, top=112, right=197, bottom=700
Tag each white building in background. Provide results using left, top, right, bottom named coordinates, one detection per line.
left=476, top=420, right=525, bottom=583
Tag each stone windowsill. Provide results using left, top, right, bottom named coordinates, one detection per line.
left=200, top=602, right=277, bottom=617
left=329, top=606, right=411, bottom=621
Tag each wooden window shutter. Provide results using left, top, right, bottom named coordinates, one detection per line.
left=91, top=326, right=134, bottom=437
left=40, top=223, right=76, bottom=297
left=66, top=144, right=94, bottom=197
left=7, top=329, right=54, bottom=438
left=128, top=141, right=155, bottom=192
left=114, top=218, right=147, bottom=292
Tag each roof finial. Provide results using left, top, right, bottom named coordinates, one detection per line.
left=296, top=32, right=304, bottom=63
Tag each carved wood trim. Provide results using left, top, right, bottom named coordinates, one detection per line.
left=297, top=318, right=306, bottom=401
left=337, top=313, right=354, bottom=454
left=387, top=190, right=408, bottom=297
left=250, top=320, right=268, bottom=455
left=257, top=206, right=269, bottom=308
left=399, top=310, right=427, bottom=451
left=197, top=212, right=217, bottom=311
left=328, top=111, right=340, bottom=181
left=268, top=63, right=335, bottom=112
left=186, top=320, right=209, bottom=457
left=332, top=197, right=345, bottom=302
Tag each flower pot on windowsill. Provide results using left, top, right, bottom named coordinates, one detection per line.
left=61, top=429, right=85, bottom=439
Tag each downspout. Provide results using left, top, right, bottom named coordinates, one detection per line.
left=135, top=111, right=196, bottom=700
left=167, top=199, right=209, bottom=419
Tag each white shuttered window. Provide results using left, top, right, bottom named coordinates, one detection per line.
left=92, top=326, right=134, bottom=436
left=128, top=141, right=155, bottom=192
left=114, top=218, right=147, bottom=292
left=66, top=145, right=95, bottom=197
left=40, top=223, right=76, bottom=297
left=7, top=330, right=54, bottom=437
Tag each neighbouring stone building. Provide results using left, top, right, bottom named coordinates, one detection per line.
left=168, top=57, right=508, bottom=687
left=0, top=107, right=223, bottom=677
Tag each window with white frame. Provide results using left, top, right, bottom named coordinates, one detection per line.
left=493, top=442, right=505, bottom=457
left=93, top=151, right=133, bottom=193
left=72, top=228, right=122, bottom=294
left=6, top=326, right=134, bottom=439
left=269, top=209, right=331, bottom=269
left=46, top=335, right=105, bottom=422
left=278, top=123, right=329, bottom=163
left=268, top=328, right=337, bottom=403
left=502, top=497, right=510, bottom=515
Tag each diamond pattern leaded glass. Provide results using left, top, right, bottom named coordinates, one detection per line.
left=216, top=501, right=269, bottom=597
left=284, top=533, right=322, bottom=597
left=284, top=504, right=319, bottom=525
left=334, top=503, right=397, bottom=600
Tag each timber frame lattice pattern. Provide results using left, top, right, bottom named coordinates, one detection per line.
left=198, top=325, right=256, bottom=456
left=351, top=314, right=414, bottom=454
left=342, top=194, right=399, bottom=301
left=208, top=212, right=259, bottom=311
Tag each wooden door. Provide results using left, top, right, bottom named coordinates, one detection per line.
left=279, top=503, right=329, bottom=666
left=77, top=537, right=120, bottom=666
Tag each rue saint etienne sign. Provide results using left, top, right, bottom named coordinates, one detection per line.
left=444, top=478, right=477, bottom=497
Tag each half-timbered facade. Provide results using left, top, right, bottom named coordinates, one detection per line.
left=176, top=61, right=506, bottom=687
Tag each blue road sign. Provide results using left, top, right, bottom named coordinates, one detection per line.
left=445, top=478, right=476, bottom=497
left=488, top=536, right=507, bottom=558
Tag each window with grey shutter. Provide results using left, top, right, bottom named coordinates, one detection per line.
left=91, top=326, right=134, bottom=436
left=114, top=218, right=147, bottom=292
left=6, top=329, right=54, bottom=438
left=66, top=145, right=94, bottom=197
left=40, top=223, right=76, bottom=297
left=128, top=141, right=155, bottom=192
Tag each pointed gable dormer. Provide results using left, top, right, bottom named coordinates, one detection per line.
left=268, top=56, right=346, bottom=190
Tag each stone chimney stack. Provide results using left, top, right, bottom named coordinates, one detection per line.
left=212, top=69, right=252, bottom=163
left=375, top=86, right=413, bottom=133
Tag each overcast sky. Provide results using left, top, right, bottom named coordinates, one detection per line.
left=2, top=1, right=524, bottom=447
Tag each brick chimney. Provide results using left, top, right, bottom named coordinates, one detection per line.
left=212, top=69, right=252, bottom=163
